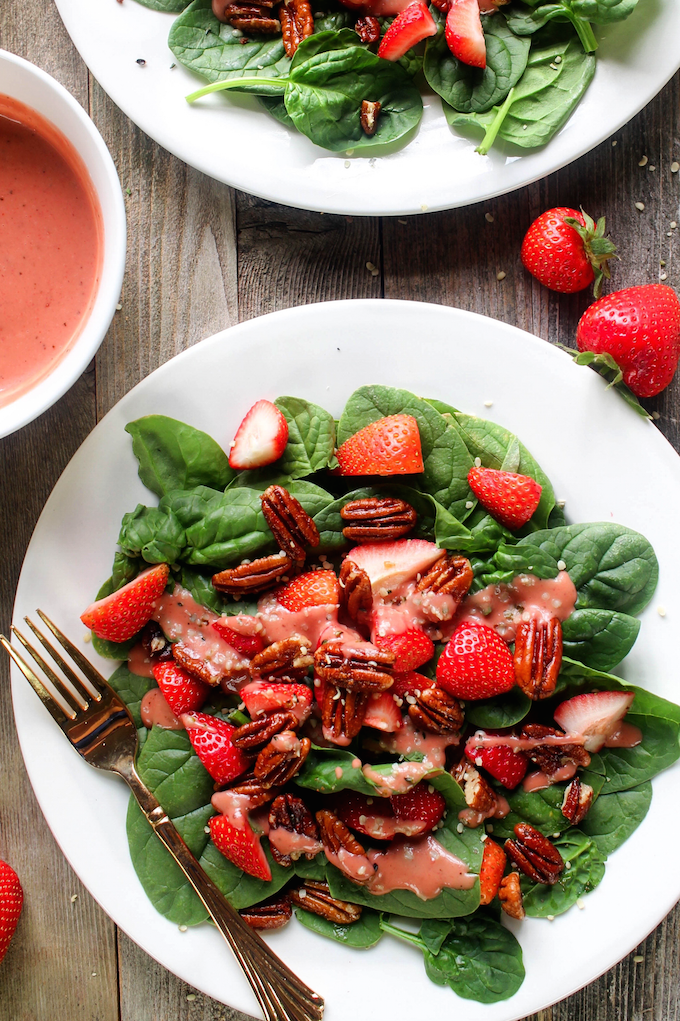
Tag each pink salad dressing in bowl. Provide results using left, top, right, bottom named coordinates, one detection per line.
left=0, top=50, right=125, bottom=438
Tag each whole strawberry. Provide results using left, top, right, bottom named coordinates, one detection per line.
left=576, top=284, right=680, bottom=398
left=0, top=861, right=23, bottom=964
left=521, top=207, right=617, bottom=298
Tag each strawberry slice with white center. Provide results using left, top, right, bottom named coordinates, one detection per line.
left=553, top=690, right=635, bottom=752
left=275, top=570, right=340, bottom=611
left=346, top=538, right=445, bottom=594
left=81, top=563, right=169, bottom=642
left=364, top=691, right=403, bottom=732
left=152, top=661, right=210, bottom=716
left=181, top=711, right=251, bottom=785
left=209, top=813, right=271, bottom=882
left=228, top=399, right=288, bottom=470
left=335, top=414, right=424, bottom=476
left=445, top=0, right=486, bottom=69
left=378, top=1, right=437, bottom=61
left=240, top=680, right=313, bottom=724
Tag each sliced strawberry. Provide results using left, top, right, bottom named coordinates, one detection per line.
left=240, top=680, right=313, bottom=724
left=212, top=620, right=266, bottom=658
left=479, top=838, right=507, bottom=905
left=437, top=621, right=515, bottom=700
left=391, top=782, right=446, bottom=831
left=0, top=860, right=23, bottom=964
left=275, top=570, right=340, bottom=612
left=375, top=629, right=435, bottom=672
left=467, top=466, right=542, bottom=531
left=81, top=563, right=169, bottom=642
left=445, top=0, right=485, bottom=69
left=465, top=733, right=528, bottom=789
left=209, top=812, right=271, bottom=881
left=152, top=661, right=209, bottom=716
left=378, top=1, right=437, bottom=61
left=335, top=414, right=424, bottom=476
left=334, top=787, right=442, bottom=839
left=181, top=711, right=250, bottom=785
left=364, top=691, right=403, bottom=732
left=228, top=399, right=288, bottom=470
left=346, top=539, right=445, bottom=592
left=391, top=670, right=435, bottom=700
left=553, top=690, right=635, bottom=752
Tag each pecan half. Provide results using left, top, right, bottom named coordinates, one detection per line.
left=320, top=683, right=369, bottom=740
left=254, top=730, right=311, bottom=788
left=289, top=880, right=362, bottom=925
left=514, top=617, right=563, bottom=700
left=340, top=497, right=416, bottom=542
left=278, top=0, right=314, bottom=57
left=261, top=485, right=319, bottom=561
left=250, top=636, right=313, bottom=681
left=232, top=710, right=299, bottom=753
left=172, top=641, right=247, bottom=686
left=220, top=770, right=280, bottom=805
left=316, top=809, right=366, bottom=857
left=314, top=638, right=394, bottom=692
left=355, top=15, right=381, bottom=42
left=415, top=554, right=473, bottom=604
left=360, top=100, right=381, bottom=137
left=212, top=552, right=294, bottom=594
left=520, top=723, right=591, bottom=777
left=240, top=893, right=292, bottom=930
left=505, top=823, right=564, bottom=885
left=338, top=558, right=373, bottom=631
left=408, top=686, right=464, bottom=734
left=268, top=793, right=320, bottom=866
left=561, top=776, right=594, bottom=825
left=453, top=761, right=499, bottom=817
left=498, top=873, right=525, bottom=920
left=141, top=621, right=173, bottom=662
left=218, top=2, right=281, bottom=30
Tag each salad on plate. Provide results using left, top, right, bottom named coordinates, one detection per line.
left=81, top=385, right=679, bottom=1004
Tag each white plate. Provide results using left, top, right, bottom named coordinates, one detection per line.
left=55, top=0, right=680, bottom=215
left=11, top=299, right=680, bottom=1020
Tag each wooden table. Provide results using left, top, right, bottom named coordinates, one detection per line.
left=1, top=3, right=679, bottom=1018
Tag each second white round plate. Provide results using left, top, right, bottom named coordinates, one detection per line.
left=11, top=300, right=680, bottom=1019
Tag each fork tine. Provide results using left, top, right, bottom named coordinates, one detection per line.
left=36, top=610, right=108, bottom=700
left=11, top=626, right=88, bottom=715
left=1, top=633, right=76, bottom=723
left=24, top=617, right=101, bottom=705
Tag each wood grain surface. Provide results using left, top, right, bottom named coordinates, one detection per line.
left=1, top=2, right=679, bottom=1019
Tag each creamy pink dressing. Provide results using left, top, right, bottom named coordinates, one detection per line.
left=325, top=847, right=375, bottom=883
left=357, top=815, right=426, bottom=840
left=127, top=642, right=155, bottom=679
left=371, top=579, right=458, bottom=641
left=522, top=762, right=578, bottom=793
left=255, top=593, right=339, bottom=647
left=268, top=827, right=323, bottom=859
left=270, top=731, right=300, bottom=754
left=384, top=717, right=460, bottom=769
left=366, top=836, right=475, bottom=898
left=211, top=789, right=258, bottom=827
left=153, top=586, right=250, bottom=682
left=362, top=760, right=434, bottom=795
left=450, top=571, right=578, bottom=642
left=458, top=794, right=510, bottom=828
left=604, top=721, right=643, bottom=748
left=140, top=688, right=183, bottom=730
left=471, top=731, right=585, bottom=752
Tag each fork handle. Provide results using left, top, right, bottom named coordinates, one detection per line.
left=123, top=766, right=324, bottom=1021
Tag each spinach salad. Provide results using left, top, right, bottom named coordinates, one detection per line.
left=90, top=385, right=678, bottom=1005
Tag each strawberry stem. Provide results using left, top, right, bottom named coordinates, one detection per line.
left=379, top=919, right=426, bottom=948
left=565, top=13, right=598, bottom=53
left=475, top=88, right=515, bottom=157
left=563, top=210, right=617, bottom=299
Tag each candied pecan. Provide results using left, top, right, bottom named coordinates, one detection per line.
left=216, top=0, right=280, bottom=30
left=261, top=485, right=319, bottom=561
left=289, top=880, right=362, bottom=924
left=232, top=710, right=299, bottom=753
left=254, top=730, right=311, bottom=788
left=520, top=723, right=591, bottom=778
left=314, top=638, right=394, bottom=692
left=505, top=823, right=564, bottom=885
left=408, top=686, right=464, bottom=734
left=250, top=636, right=314, bottom=682
left=340, top=497, right=416, bottom=542
left=514, top=617, right=563, bottom=700
left=316, top=809, right=366, bottom=857
left=212, top=552, right=294, bottom=594
left=430, top=0, right=449, bottom=9
left=141, top=621, right=173, bottom=662
left=268, top=793, right=320, bottom=866
left=498, top=872, right=525, bottom=920
left=355, top=15, right=381, bottom=43
left=360, top=100, right=381, bottom=137
left=220, top=770, right=280, bottom=805
left=415, top=553, right=473, bottom=604
left=453, top=761, right=499, bottom=817
left=561, top=776, right=594, bottom=825
left=338, top=558, right=373, bottom=630
left=320, top=683, right=368, bottom=741
left=239, top=893, right=292, bottom=930
left=172, top=641, right=247, bottom=686
left=278, top=0, right=314, bottom=57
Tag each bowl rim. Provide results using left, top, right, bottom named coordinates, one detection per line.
left=0, top=48, right=126, bottom=439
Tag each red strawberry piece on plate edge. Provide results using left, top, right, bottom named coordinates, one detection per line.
left=80, top=563, right=169, bottom=642
left=437, top=621, right=515, bottom=700
left=228, top=399, right=288, bottom=470
left=181, top=711, right=251, bottom=785
left=467, top=466, right=542, bottom=530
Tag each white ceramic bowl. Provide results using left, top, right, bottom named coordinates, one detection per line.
left=0, top=50, right=126, bottom=439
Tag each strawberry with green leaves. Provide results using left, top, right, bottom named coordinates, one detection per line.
left=521, top=207, right=617, bottom=298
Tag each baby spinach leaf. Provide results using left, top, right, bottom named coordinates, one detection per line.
left=418, top=917, right=453, bottom=955
left=112, top=551, right=141, bottom=589
left=421, top=915, right=525, bottom=1003
left=337, top=386, right=474, bottom=519
left=492, top=773, right=605, bottom=841
left=579, top=781, right=651, bottom=856
left=594, top=715, right=680, bottom=793
left=126, top=414, right=234, bottom=498
left=522, top=827, right=605, bottom=916
left=118, top=505, right=186, bottom=564
left=492, top=540, right=561, bottom=579
left=159, top=486, right=225, bottom=529
left=558, top=658, right=680, bottom=725
left=295, top=906, right=385, bottom=947
left=169, top=0, right=291, bottom=95
left=424, top=12, right=530, bottom=113
left=183, top=488, right=272, bottom=567
left=507, top=0, right=638, bottom=52
left=464, top=506, right=514, bottom=554
left=465, top=688, right=532, bottom=729
left=274, top=396, right=337, bottom=477
left=294, top=747, right=379, bottom=796
left=178, top=566, right=228, bottom=614
left=107, top=663, right=156, bottom=732
left=562, top=609, right=640, bottom=672
left=90, top=572, right=143, bottom=660
left=446, top=27, right=595, bottom=152
left=133, top=0, right=192, bottom=8
left=259, top=95, right=296, bottom=128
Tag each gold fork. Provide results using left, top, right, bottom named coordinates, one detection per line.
left=1, top=611, right=324, bottom=1021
